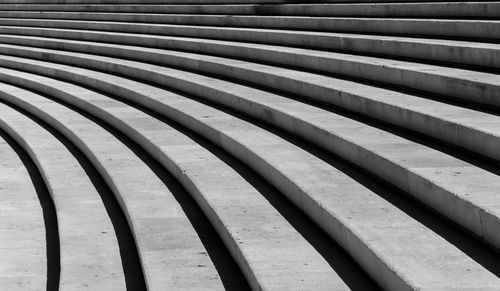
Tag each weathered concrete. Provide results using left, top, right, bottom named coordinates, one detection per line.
left=1, top=2, right=499, bottom=18
left=0, top=101, right=125, bottom=290
left=0, top=1, right=499, bottom=290
left=0, top=131, right=46, bottom=290
left=0, top=38, right=498, bottom=163
left=3, top=47, right=500, bottom=252
left=0, top=30, right=498, bottom=107
left=0, top=82, right=227, bottom=291
left=0, top=15, right=498, bottom=40
left=0, top=70, right=351, bottom=291
left=1, top=55, right=499, bottom=290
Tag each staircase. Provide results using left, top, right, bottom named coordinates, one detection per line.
left=0, top=1, right=499, bottom=290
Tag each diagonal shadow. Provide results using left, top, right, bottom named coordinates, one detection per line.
left=0, top=101, right=147, bottom=291
left=0, top=128, right=61, bottom=291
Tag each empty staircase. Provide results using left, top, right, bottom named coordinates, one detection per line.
left=0, top=0, right=499, bottom=290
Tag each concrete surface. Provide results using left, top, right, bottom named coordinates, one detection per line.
left=0, top=1, right=499, bottom=290
left=0, top=101, right=126, bottom=290
left=2, top=54, right=500, bottom=290
left=0, top=2, right=499, bottom=17
left=0, top=67, right=354, bottom=291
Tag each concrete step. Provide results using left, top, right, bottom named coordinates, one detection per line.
left=0, top=69, right=357, bottom=291
left=0, top=31, right=498, bottom=113
left=1, top=25, right=499, bottom=71
left=0, top=37, right=498, bottom=164
left=0, top=82, right=232, bottom=291
left=0, top=2, right=499, bottom=18
left=1, top=53, right=499, bottom=291
left=2, top=48, right=500, bottom=252
left=0, top=15, right=498, bottom=40
left=5, top=0, right=482, bottom=4
left=1, top=1, right=499, bottom=290
left=0, top=100, right=127, bottom=290
left=0, top=129, right=47, bottom=290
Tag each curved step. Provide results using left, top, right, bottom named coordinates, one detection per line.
left=4, top=0, right=477, bottom=4
left=1, top=55, right=499, bottom=290
left=0, top=130, right=47, bottom=290
left=0, top=2, right=499, bottom=18
left=0, top=16, right=498, bottom=40
left=0, top=71, right=355, bottom=291
left=0, top=82, right=232, bottom=291
left=0, top=38, right=498, bottom=163
left=0, top=32, right=498, bottom=115
left=0, top=17, right=499, bottom=72
left=2, top=46, right=500, bottom=250
left=0, top=100, right=126, bottom=290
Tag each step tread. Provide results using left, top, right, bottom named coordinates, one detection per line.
left=0, top=132, right=46, bottom=289
left=0, top=1, right=499, bottom=18
left=0, top=81, right=227, bottom=291
left=0, top=69, right=351, bottom=291
left=2, top=53, right=498, bottom=290
left=0, top=36, right=497, bottom=163
left=0, top=14, right=498, bottom=41
left=1, top=25, right=499, bottom=71
left=0, top=99, right=125, bottom=290
left=30, top=48, right=497, bottom=248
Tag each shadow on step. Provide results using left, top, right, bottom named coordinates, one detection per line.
left=29, top=78, right=382, bottom=289
left=53, top=101, right=252, bottom=290
left=166, top=120, right=384, bottom=291
left=79, top=89, right=383, bottom=290
left=0, top=102, right=147, bottom=291
left=184, top=90, right=500, bottom=277
left=0, top=128, right=60, bottom=291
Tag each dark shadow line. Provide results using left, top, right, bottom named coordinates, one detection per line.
left=60, top=67, right=500, bottom=277
left=159, top=115, right=383, bottom=291
left=86, top=112, right=252, bottom=291
left=169, top=86, right=500, bottom=277
left=4, top=54, right=500, bottom=278
left=0, top=100, right=146, bottom=291
left=17, top=74, right=383, bottom=289
left=0, top=83, right=251, bottom=290
left=0, top=128, right=61, bottom=291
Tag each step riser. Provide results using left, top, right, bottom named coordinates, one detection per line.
left=3, top=52, right=500, bottom=290
left=0, top=15, right=499, bottom=40
left=2, top=25, right=499, bottom=72
left=2, top=49, right=498, bottom=251
left=1, top=2, right=499, bottom=290
left=0, top=58, right=423, bottom=291
left=0, top=69, right=356, bottom=291
left=1, top=3, right=499, bottom=17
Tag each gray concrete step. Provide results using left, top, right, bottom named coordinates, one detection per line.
left=1, top=1, right=499, bottom=290
left=0, top=28, right=499, bottom=109
left=6, top=0, right=480, bottom=4
left=2, top=48, right=500, bottom=253
left=0, top=82, right=229, bottom=291
left=0, top=2, right=499, bottom=18
left=0, top=69, right=354, bottom=291
left=0, top=37, right=498, bottom=164
left=0, top=129, right=47, bottom=290
left=0, top=15, right=498, bottom=40
left=1, top=53, right=499, bottom=291
left=0, top=100, right=126, bottom=290
left=0, top=26, right=499, bottom=70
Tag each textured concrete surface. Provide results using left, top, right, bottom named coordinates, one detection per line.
left=1, top=2, right=499, bottom=17
left=0, top=132, right=46, bottom=290
left=1, top=37, right=496, bottom=160
left=0, top=68, right=352, bottom=291
left=2, top=54, right=499, bottom=290
left=0, top=102, right=125, bottom=290
left=0, top=1, right=499, bottom=290
left=0, top=82, right=225, bottom=291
